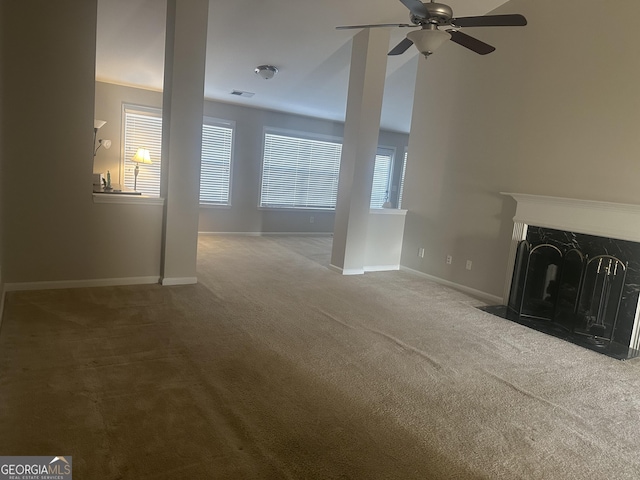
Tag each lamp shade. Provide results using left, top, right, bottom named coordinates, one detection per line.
left=94, top=119, right=107, bottom=130
left=407, top=28, right=451, bottom=56
left=132, top=147, right=152, bottom=164
left=99, top=139, right=112, bottom=150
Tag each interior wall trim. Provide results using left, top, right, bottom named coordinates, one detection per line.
left=364, top=265, right=400, bottom=272
left=198, top=231, right=334, bottom=237
left=92, top=194, right=165, bottom=206
left=4, top=276, right=161, bottom=292
left=161, top=277, right=198, bottom=286
left=328, top=264, right=365, bottom=276
left=400, top=266, right=503, bottom=305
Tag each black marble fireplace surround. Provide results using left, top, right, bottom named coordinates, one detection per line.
left=483, top=226, right=640, bottom=360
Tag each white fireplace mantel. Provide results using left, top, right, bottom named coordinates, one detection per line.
left=502, top=192, right=640, bottom=243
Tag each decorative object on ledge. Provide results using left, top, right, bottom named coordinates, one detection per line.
left=131, top=147, right=152, bottom=191
left=93, top=183, right=141, bottom=195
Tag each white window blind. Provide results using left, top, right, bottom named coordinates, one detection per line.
left=260, top=132, right=342, bottom=209
left=123, top=106, right=162, bottom=197
left=370, top=148, right=394, bottom=208
left=200, top=121, right=234, bottom=205
left=398, top=151, right=408, bottom=209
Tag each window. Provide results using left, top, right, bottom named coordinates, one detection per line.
left=398, top=150, right=408, bottom=209
left=123, top=105, right=234, bottom=202
left=123, top=105, right=163, bottom=197
left=370, top=147, right=394, bottom=208
left=200, top=119, right=234, bottom=206
left=260, top=131, right=342, bottom=209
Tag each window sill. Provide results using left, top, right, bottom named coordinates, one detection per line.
left=258, top=206, right=335, bottom=213
left=199, top=204, right=232, bottom=209
left=370, top=208, right=408, bottom=216
left=93, top=193, right=165, bottom=206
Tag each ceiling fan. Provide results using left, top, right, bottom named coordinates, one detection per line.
left=337, top=0, right=527, bottom=58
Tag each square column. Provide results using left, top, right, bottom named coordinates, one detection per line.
left=160, top=0, right=209, bottom=285
left=330, top=28, right=390, bottom=274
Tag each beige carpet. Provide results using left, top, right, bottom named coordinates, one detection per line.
left=1, top=235, right=640, bottom=479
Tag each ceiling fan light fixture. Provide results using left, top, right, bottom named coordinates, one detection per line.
left=407, top=28, right=451, bottom=57
left=255, top=65, right=278, bottom=80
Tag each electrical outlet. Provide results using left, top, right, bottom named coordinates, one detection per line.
left=310, top=216, right=314, bottom=224
left=446, top=255, right=452, bottom=265
left=466, top=260, right=473, bottom=270
left=418, top=248, right=425, bottom=258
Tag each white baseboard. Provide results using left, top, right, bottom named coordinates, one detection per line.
left=161, top=277, right=198, bottom=286
left=364, top=265, right=400, bottom=272
left=328, top=264, right=364, bottom=275
left=199, top=231, right=262, bottom=237
left=199, top=231, right=333, bottom=237
left=4, top=276, right=160, bottom=292
left=400, top=266, right=503, bottom=305
left=329, top=264, right=400, bottom=275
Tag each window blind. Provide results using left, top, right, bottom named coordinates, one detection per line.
left=370, top=149, right=393, bottom=208
left=200, top=122, right=233, bottom=205
left=123, top=107, right=163, bottom=197
left=398, top=151, right=408, bottom=209
left=260, top=133, right=342, bottom=209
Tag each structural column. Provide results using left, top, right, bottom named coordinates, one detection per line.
left=330, top=28, right=390, bottom=274
left=160, top=0, right=209, bottom=285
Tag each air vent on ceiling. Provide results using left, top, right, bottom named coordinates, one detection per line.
left=230, top=90, right=255, bottom=98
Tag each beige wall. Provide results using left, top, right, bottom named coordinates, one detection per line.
left=95, top=81, right=409, bottom=236
left=1, top=4, right=163, bottom=285
left=2, top=0, right=97, bottom=283
left=0, top=1, right=3, bottom=295
left=401, top=0, right=640, bottom=299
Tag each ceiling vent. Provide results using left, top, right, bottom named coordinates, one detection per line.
left=230, top=90, right=255, bottom=98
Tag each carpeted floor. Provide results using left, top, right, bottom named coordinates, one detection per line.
left=1, top=235, right=640, bottom=479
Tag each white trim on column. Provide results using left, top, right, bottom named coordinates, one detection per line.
left=364, top=264, right=400, bottom=272
left=328, top=264, right=364, bottom=275
left=161, top=277, right=198, bottom=286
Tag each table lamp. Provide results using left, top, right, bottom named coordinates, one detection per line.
left=131, top=147, right=152, bottom=191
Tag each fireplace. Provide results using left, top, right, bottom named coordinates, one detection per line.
left=495, top=193, right=640, bottom=360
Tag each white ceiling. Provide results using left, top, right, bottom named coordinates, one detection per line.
left=96, top=0, right=510, bottom=133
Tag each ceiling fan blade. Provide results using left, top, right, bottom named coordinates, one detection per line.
left=451, top=14, right=527, bottom=28
left=388, top=37, right=414, bottom=56
left=398, top=0, right=429, bottom=18
left=336, top=23, right=413, bottom=30
left=448, top=30, right=495, bottom=55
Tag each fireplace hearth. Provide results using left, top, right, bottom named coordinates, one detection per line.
left=485, top=193, right=640, bottom=360
left=501, top=228, right=638, bottom=359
